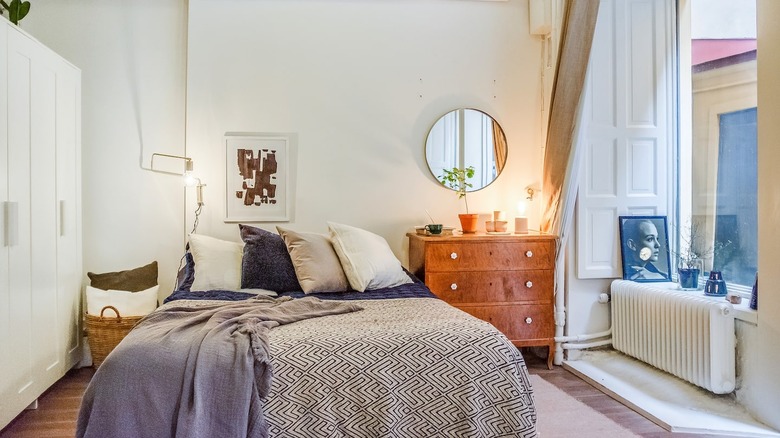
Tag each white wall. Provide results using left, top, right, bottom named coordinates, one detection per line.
left=185, top=0, right=543, bottom=262
left=745, top=0, right=780, bottom=429
left=19, top=0, right=543, bottom=294
left=691, top=0, right=756, bottom=39
left=21, top=1, right=189, bottom=296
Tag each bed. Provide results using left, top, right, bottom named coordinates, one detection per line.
left=76, top=225, right=538, bottom=437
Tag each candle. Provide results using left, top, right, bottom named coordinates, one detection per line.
left=515, top=217, right=528, bottom=234
left=515, top=201, right=528, bottom=234
left=493, top=210, right=506, bottom=222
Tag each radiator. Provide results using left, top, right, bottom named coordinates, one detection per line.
left=610, top=280, right=736, bottom=394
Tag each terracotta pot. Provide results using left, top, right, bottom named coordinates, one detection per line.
left=458, top=214, right=480, bottom=234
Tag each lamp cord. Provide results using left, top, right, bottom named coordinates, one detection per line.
left=190, top=202, right=202, bottom=235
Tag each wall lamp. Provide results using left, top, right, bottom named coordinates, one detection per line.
left=150, top=153, right=205, bottom=206
left=151, top=153, right=206, bottom=233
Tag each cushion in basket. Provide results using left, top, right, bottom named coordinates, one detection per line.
left=86, top=285, right=159, bottom=317
left=240, top=224, right=301, bottom=292
left=276, top=226, right=349, bottom=293
left=87, top=261, right=158, bottom=292
left=189, top=234, right=244, bottom=291
left=327, top=222, right=412, bottom=292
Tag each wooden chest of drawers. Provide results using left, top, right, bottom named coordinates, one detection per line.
left=408, top=232, right=557, bottom=369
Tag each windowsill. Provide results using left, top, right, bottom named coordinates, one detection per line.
left=643, top=282, right=758, bottom=324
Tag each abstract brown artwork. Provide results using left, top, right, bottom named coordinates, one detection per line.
left=225, top=134, right=290, bottom=222
left=237, top=148, right=278, bottom=206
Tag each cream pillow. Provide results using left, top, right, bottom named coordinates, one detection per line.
left=277, top=226, right=349, bottom=293
left=86, top=285, right=159, bottom=317
left=189, top=234, right=244, bottom=291
left=327, top=222, right=412, bottom=292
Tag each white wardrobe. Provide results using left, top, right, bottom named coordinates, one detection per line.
left=0, top=17, right=82, bottom=429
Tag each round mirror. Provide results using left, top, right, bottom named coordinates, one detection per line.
left=425, top=108, right=507, bottom=192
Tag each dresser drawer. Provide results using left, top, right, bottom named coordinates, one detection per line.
left=424, top=241, right=554, bottom=272
left=426, top=270, right=553, bottom=304
left=457, top=304, right=554, bottom=343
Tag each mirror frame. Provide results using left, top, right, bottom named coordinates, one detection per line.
left=424, top=108, right=508, bottom=193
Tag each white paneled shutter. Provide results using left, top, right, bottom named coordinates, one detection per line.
left=576, top=0, right=677, bottom=279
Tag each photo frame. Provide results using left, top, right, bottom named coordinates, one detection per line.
left=618, top=215, right=672, bottom=282
left=225, top=133, right=291, bottom=222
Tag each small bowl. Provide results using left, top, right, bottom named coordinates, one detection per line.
left=726, top=294, right=742, bottom=305
left=494, top=220, right=508, bottom=233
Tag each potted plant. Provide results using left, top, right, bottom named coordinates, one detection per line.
left=440, top=166, right=479, bottom=233
left=672, top=220, right=731, bottom=290
left=0, top=0, right=31, bottom=25
left=676, top=242, right=704, bottom=291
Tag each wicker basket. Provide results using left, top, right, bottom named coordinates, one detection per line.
left=85, top=305, right=143, bottom=367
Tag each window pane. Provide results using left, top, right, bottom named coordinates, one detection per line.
left=714, top=108, right=757, bottom=286
left=684, top=1, right=757, bottom=290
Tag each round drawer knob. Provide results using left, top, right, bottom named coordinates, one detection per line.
left=450, top=283, right=458, bottom=291
left=525, top=317, right=533, bottom=324
left=450, top=252, right=458, bottom=260
left=525, top=250, right=533, bottom=258
left=525, top=281, right=533, bottom=288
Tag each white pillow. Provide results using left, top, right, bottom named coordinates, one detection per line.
left=327, top=222, right=412, bottom=292
left=189, top=234, right=244, bottom=291
left=86, top=285, right=159, bottom=317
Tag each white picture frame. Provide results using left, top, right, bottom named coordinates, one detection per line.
left=225, top=133, right=291, bottom=222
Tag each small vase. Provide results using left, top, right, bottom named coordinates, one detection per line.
left=678, top=259, right=702, bottom=290
left=704, top=270, right=727, bottom=296
left=458, top=214, right=479, bottom=234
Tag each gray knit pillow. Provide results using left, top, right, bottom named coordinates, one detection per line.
left=239, top=224, right=301, bottom=292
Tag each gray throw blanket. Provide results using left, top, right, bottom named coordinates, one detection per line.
left=77, top=296, right=362, bottom=438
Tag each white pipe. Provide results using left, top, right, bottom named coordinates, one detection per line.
left=561, top=339, right=613, bottom=350
left=554, top=327, right=612, bottom=343
left=553, top=257, right=566, bottom=365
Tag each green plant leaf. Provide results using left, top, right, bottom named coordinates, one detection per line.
left=8, top=0, right=30, bottom=25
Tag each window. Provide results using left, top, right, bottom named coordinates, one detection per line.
left=681, top=0, right=757, bottom=291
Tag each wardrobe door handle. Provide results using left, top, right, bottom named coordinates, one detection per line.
left=4, top=202, right=18, bottom=247
left=59, top=200, right=66, bottom=237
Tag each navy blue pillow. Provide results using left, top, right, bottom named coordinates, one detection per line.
left=239, top=224, right=301, bottom=292
left=174, top=251, right=195, bottom=292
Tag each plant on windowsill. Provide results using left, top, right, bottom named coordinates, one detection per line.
left=672, top=220, right=732, bottom=291
left=439, top=166, right=479, bottom=233
left=0, top=0, right=31, bottom=25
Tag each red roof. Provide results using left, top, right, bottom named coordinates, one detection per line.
left=692, top=39, right=756, bottom=65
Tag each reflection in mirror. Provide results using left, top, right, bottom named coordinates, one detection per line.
left=425, top=108, right=507, bottom=192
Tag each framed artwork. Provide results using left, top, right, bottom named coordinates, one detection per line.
left=225, top=133, right=291, bottom=222
left=618, top=215, right=672, bottom=282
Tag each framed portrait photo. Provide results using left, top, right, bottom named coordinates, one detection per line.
left=618, top=215, right=672, bottom=282
left=225, top=133, right=292, bottom=222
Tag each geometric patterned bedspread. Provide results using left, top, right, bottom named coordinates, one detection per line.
left=262, top=297, right=538, bottom=437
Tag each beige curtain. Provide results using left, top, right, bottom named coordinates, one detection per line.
left=540, top=0, right=601, bottom=237
left=492, top=121, right=507, bottom=174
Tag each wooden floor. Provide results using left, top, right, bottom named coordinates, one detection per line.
left=0, top=352, right=744, bottom=438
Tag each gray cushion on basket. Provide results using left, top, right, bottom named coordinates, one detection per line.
left=239, top=224, right=301, bottom=292
left=87, top=261, right=158, bottom=292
